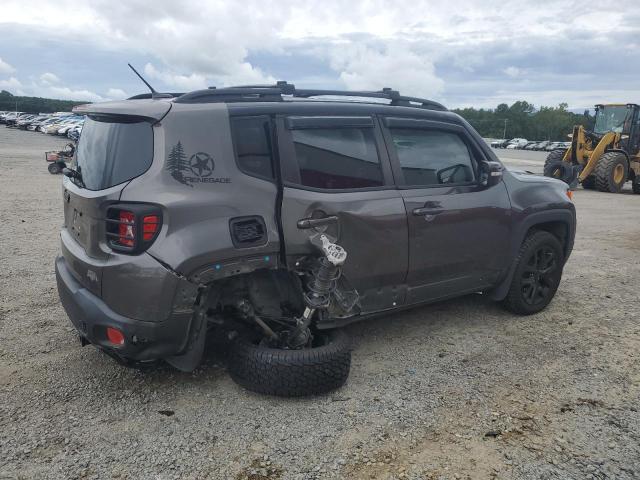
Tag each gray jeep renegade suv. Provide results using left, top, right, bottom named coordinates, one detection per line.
left=55, top=82, right=576, bottom=396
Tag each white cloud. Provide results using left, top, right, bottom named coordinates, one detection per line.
left=106, top=88, right=128, bottom=100
left=143, top=63, right=208, bottom=91
left=0, top=77, right=23, bottom=90
left=46, top=86, right=104, bottom=102
left=0, top=57, right=16, bottom=75
left=1, top=0, right=639, bottom=109
left=327, top=42, right=444, bottom=99
left=504, top=67, right=522, bottom=78
left=40, top=72, right=60, bottom=84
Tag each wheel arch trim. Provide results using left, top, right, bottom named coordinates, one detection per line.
left=489, top=209, right=575, bottom=301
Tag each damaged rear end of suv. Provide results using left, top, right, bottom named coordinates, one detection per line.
left=56, top=82, right=575, bottom=396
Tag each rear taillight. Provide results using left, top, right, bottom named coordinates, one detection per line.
left=106, top=204, right=162, bottom=254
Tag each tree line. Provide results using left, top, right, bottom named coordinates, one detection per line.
left=453, top=101, right=594, bottom=141
left=0, top=90, right=85, bottom=114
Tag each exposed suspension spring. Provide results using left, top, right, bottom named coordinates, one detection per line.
left=305, top=257, right=341, bottom=309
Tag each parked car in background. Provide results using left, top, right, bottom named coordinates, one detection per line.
left=533, top=141, right=550, bottom=151
left=506, top=138, right=529, bottom=149
left=545, top=142, right=565, bottom=151
left=7, top=113, right=33, bottom=127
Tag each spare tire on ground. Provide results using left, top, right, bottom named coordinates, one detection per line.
left=227, top=329, right=351, bottom=396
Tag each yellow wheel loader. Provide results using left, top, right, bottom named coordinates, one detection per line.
left=544, top=103, right=640, bottom=193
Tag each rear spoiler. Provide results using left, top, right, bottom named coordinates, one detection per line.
left=73, top=99, right=172, bottom=121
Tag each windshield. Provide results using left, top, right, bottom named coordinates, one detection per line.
left=594, top=106, right=629, bottom=134
left=74, top=116, right=153, bottom=190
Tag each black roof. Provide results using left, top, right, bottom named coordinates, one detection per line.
left=129, top=81, right=447, bottom=112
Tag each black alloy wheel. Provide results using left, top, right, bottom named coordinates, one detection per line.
left=520, top=245, right=559, bottom=306
left=503, top=230, right=564, bottom=315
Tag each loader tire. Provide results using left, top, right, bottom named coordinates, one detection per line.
left=581, top=176, right=596, bottom=190
left=632, top=176, right=640, bottom=194
left=228, top=329, right=351, bottom=397
left=594, top=152, right=628, bottom=193
left=543, top=150, right=571, bottom=184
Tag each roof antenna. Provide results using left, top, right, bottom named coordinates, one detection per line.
left=127, top=63, right=171, bottom=99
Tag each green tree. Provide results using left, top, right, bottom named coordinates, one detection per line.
left=452, top=101, right=595, bottom=141
left=0, top=90, right=84, bottom=113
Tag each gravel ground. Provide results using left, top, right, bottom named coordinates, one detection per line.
left=1, top=126, right=639, bottom=480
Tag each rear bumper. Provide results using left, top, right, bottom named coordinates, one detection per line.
left=56, top=255, right=194, bottom=361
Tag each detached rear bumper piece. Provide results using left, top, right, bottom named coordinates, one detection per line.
left=55, top=255, right=195, bottom=361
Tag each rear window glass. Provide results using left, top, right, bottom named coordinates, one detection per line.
left=74, top=116, right=153, bottom=190
left=230, top=116, right=274, bottom=179
left=291, top=128, right=383, bottom=190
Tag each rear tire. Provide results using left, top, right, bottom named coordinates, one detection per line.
left=502, top=230, right=564, bottom=315
left=632, top=176, right=640, bottom=194
left=594, top=151, right=628, bottom=193
left=228, top=329, right=351, bottom=397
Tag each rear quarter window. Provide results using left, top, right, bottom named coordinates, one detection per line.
left=230, top=116, right=274, bottom=180
left=74, top=116, right=153, bottom=191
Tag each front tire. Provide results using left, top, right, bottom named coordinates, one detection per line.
left=228, top=329, right=351, bottom=396
left=594, top=151, right=628, bottom=193
left=543, top=150, right=571, bottom=184
left=503, top=230, right=564, bottom=315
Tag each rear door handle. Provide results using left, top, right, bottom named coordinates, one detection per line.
left=297, top=215, right=339, bottom=229
left=412, top=207, right=444, bottom=216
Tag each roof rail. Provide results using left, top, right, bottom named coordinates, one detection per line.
left=128, top=92, right=184, bottom=100
left=173, top=81, right=446, bottom=111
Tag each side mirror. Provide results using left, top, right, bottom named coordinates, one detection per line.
left=480, top=161, right=503, bottom=187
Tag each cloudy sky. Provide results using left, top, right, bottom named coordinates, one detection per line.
left=1, top=0, right=639, bottom=110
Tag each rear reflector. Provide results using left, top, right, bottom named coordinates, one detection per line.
left=106, top=327, right=125, bottom=346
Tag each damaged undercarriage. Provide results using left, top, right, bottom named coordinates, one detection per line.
left=196, top=233, right=359, bottom=395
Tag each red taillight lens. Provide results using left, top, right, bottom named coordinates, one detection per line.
left=118, top=211, right=136, bottom=247
left=106, top=327, right=125, bottom=346
left=142, top=215, right=160, bottom=241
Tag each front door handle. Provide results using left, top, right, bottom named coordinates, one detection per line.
left=412, top=207, right=444, bottom=216
left=297, top=215, right=339, bottom=229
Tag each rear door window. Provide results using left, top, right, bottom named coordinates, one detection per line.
left=291, top=127, right=384, bottom=190
left=74, top=116, right=153, bottom=190
left=389, top=129, right=475, bottom=186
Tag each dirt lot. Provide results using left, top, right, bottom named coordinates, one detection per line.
left=1, top=126, right=639, bottom=480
